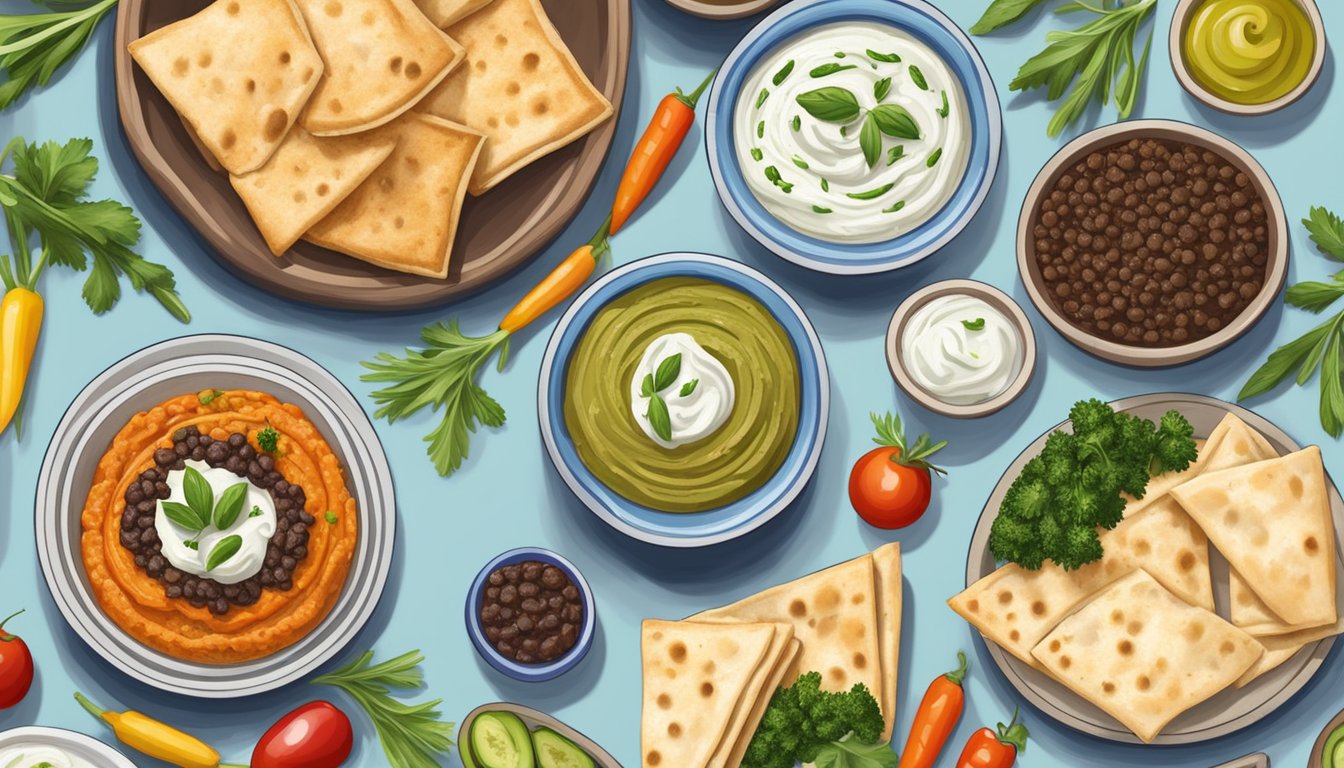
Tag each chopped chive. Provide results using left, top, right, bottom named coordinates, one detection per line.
left=772, top=60, right=795, bottom=86
left=756, top=88, right=769, bottom=108
left=821, top=178, right=830, bottom=192
left=757, top=121, right=765, bottom=139
left=867, top=49, right=902, bottom=63
left=835, top=51, right=846, bottom=58
left=937, top=90, right=949, bottom=118
left=883, top=200, right=906, bottom=213
left=778, top=182, right=794, bottom=193
left=909, top=65, right=928, bottom=90
left=847, top=183, right=895, bottom=200
left=927, top=148, right=943, bottom=167
left=750, top=147, right=763, bottom=161
left=792, top=115, right=801, bottom=132
left=887, top=145, right=905, bottom=165
left=840, top=126, right=848, bottom=137
left=764, top=165, right=781, bottom=183
left=791, top=155, right=810, bottom=169
left=812, top=206, right=833, bottom=214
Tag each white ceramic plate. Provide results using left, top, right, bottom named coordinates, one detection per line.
left=35, top=335, right=396, bottom=698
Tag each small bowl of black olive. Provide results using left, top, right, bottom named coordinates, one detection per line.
left=465, top=547, right=596, bottom=682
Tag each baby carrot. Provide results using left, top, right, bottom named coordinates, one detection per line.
left=898, top=651, right=968, bottom=768
left=498, top=217, right=610, bottom=334
left=609, top=69, right=716, bottom=235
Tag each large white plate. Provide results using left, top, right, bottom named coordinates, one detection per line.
left=35, top=335, right=396, bottom=698
left=964, top=393, right=1343, bottom=745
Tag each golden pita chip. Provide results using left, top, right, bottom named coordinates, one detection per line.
left=702, top=623, right=793, bottom=768
left=412, top=0, right=493, bottom=27
left=420, top=0, right=613, bottom=194
left=231, top=126, right=397, bottom=255
left=872, top=542, right=902, bottom=741
left=305, top=113, right=483, bottom=278
left=293, top=0, right=465, bottom=135
left=128, top=0, right=324, bottom=175
left=721, top=638, right=801, bottom=768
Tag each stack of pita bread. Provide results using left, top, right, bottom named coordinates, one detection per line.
left=640, top=543, right=901, bottom=768
left=950, top=412, right=1342, bottom=743
left=129, top=0, right=612, bottom=278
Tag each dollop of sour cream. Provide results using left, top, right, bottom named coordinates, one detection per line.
left=735, top=21, right=971, bottom=243
left=0, top=744, right=92, bottom=768
left=155, top=460, right=277, bottom=584
left=629, top=332, right=735, bottom=449
left=901, top=294, right=1023, bottom=406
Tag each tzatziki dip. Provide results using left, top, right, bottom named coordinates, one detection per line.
left=735, top=21, right=971, bottom=243
left=901, top=294, right=1022, bottom=405
left=0, top=743, right=95, bottom=768
left=629, top=332, right=735, bottom=449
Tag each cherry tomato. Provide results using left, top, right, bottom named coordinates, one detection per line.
left=955, top=709, right=1029, bottom=768
left=0, top=609, right=34, bottom=709
left=251, top=700, right=353, bottom=768
left=850, top=412, right=947, bottom=529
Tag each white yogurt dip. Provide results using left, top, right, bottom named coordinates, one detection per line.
left=735, top=21, right=971, bottom=243
left=629, top=332, right=735, bottom=449
left=155, top=460, right=277, bottom=584
left=0, top=744, right=95, bottom=768
left=901, top=294, right=1023, bottom=405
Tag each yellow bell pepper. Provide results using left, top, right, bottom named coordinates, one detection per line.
left=0, top=286, right=42, bottom=435
left=74, top=692, right=247, bottom=768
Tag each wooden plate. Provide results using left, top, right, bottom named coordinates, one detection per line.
left=114, top=0, right=630, bottom=311
left=964, top=393, right=1344, bottom=744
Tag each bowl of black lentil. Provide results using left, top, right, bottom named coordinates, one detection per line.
left=466, top=547, right=596, bottom=683
left=1017, top=119, right=1288, bottom=367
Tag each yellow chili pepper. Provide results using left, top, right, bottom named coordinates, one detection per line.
left=0, top=286, right=42, bottom=435
left=74, top=692, right=247, bottom=768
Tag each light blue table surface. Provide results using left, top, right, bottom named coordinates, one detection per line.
left=1, top=0, right=1341, bottom=766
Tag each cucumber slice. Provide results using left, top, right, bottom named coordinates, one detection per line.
left=1332, top=739, right=1344, bottom=768
left=533, top=726, right=596, bottom=768
left=470, top=711, right=536, bottom=768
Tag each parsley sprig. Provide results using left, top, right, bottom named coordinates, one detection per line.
left=1239, top=207, right=1344, bottom=436
left=313, top=649, right=455, bottom=768
left=0, top=0, right=118, bottom=109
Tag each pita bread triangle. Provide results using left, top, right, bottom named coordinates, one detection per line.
left=950, top=495, right=1213, bottom=666
left=412, top=0, right=493, bottom=26
left=1171, top=446, right=1338, bottom=628
left=231, top=126, right=397, bottom=255
left=128, top=0, right=324, bottom=175
left=871, top=542, right=902, bottom=741
left=702, top=624, right=793, bottom=768
left=720, top=638, right=801, bottom=768
left=692, top=553, right=883, bottom=706
left=293, top=0, right=465, bottom=135
left=640, top=620, right=776, bottom=768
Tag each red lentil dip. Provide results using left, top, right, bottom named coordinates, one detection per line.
left=1031, top=137, right=1269, bottom=347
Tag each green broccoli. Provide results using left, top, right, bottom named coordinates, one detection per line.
left=743, top=672, right=887, bottom=768
left=989, top=400, right=1197, bottom=571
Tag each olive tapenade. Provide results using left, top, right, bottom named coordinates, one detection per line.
left=1032, top=137, right=1269, bottom=347
left=119, top=425, right=314, bottom=615
left=480, top=560, right=583, bottom=664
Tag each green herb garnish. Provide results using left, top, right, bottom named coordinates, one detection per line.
left=646, top=395, right=672, bottom=441
left=847, top=183, right=894, bottom=201
left=791, top=115, right=801, bottom=132
left=887, top=145, right=905, bottom=166
left=809, top=62, right=858, bottom=78
left=182, top=539, right=199, bottom=551
left=962, top=318, right=986, bottom=331
left=908, top=65, right=928, bottom=90
left=750, top=147, right=764, bottom=161
left=883, top=201, right=906, bottom=213
left=198, top=389, right=224, bottom=406
left=742, top=671, right=888, bottom=768
left=813, top=206, right=833, bottom=214
left=313, top=650, right=455, bottom=768
left=772, top=59, right=795, bottom=86
left=859, top=113, right=882, bottom=168
left=821, top=178, right=830, bottom=192
left=866, top=49, right=902, bottom=63
left=679, top=379, right=699, bottom=397
left=640, top=353, right=683, bottom=442
left=756, top=88, right=770, bottom=108
left=873, top=77, right=892, bottom=101
left=870, top=104, right=920, bottom=139
left=249, top=505, right=264, bottom=519
left=205, top=535, right=243, bottom=571
left=927, top=148, right=943, bottom=167
left=212, top=482, right=249, bottom=530
left=970, top=0, right=1049, bottom=34
left=325, top=510, right=339, bottom=524
left=792, top=155, right=810, bottom=170
left=0, top=0, right=119, bottom=110
left=256, top=425, right=279, bottom=453
left=989, top=399, right=1197, bottom=570
left=937, top=90, right=949, bottom=118
left=796, top=87, right=861, bottom=122
left=1240, top=207, right=1344, bottom=436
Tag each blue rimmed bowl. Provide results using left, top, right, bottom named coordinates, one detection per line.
left=707, top=0, right=1002, bottom=274
left=538, top=253, right=829, bottom=547
left=465, top=548, right=597, bottom=683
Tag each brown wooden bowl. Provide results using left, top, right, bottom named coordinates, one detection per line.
left=115, top=0, right=630, bottom=311
left=1016, top=119, right=1288, bottom=368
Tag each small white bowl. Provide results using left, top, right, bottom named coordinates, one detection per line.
left=0, top=726, right=138, bottom=767
left=885, top=279, right=1037, bottom=418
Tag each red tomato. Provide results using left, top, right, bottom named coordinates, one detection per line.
left=252, top=700, right=353, bottom=768
left=849, top=412, right=948, bottom=529
left=0, top=609, right=34, bottom=709
left=849, top=446, right=934, bottom=528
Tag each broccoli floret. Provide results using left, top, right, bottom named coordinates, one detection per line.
left=1154, top=410, right=1199, bottom=473
left=742, top=684, right=803, bottom=768
left=743, top=673, right=886, bottom=768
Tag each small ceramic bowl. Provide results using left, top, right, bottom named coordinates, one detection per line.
left=0, top=726, right=138, bottom=767
left=465, top=548, right=596, bottom=683
left=1017, top=120, right=1288, bottom=368
left=886, top=279, right=1037, bottom=418
left=662, top=0, right=780, bottom=21
left=1310, top=707, right=1344, bottom=768
left=458, top=703, right=623, bottom=768
left=1169, top=0, right=1326, bottom=116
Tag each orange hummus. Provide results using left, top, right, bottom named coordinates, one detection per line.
left=81, top=390, right=358, bottom=664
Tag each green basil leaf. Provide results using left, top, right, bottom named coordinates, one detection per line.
left=653, top=353, right=682, bottom=392
left=213, top=482, right=249, bottom=530
left=641, top=373, right=656, bottom=396
left=1239, top=317, right=1335, bottom=400
left=205, top=535, right=243, bottom=572
left=858, top=114, right=882, bottom=169
left=679, top=379, right=699, bottom=397
left=796, top=87, right=861, bottom=122
left=870, top=104, right=920, bottom=139
left=810, top=62, right=858, bottom=78
left=937, top=89, right=950, bottom=118
left=908, top=64, right=928, bottom=90
left=847, top=183, right=894, bottom=201
left=772, top=59, right=795, bottom=86
left=647, top=395, right=673, bottom=442
left=927, top=148, right=944, bottom=167
left=873, top=77, right=892, bottom=102
left=866, top=49, right=902, bottom=63
left=161, top=501, right=207, bottom=532
left=887, top=145, right=905, bottom=166
left=182, top=466, right=213, bottom=522
left=970, top=0, right=1050, bottom=35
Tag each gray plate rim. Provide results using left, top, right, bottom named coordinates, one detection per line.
left=964, top=393, right=1341, bottom=745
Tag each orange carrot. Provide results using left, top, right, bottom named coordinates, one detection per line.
left=609, top=70, right=716, bottom=235
left=498, top=217, right=611, bottom=334
left=898, top=651, right=968, bottom=768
